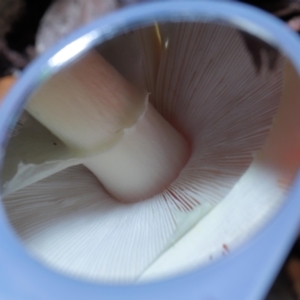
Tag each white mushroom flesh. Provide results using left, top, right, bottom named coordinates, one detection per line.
left=3, top=22, right=296, bottom=283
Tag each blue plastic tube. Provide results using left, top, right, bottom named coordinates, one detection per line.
left=1, top=1, right=300, bottom=299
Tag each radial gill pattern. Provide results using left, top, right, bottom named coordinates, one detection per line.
left=3, top=22, right=286, bottom=282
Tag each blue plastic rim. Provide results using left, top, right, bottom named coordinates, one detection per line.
left=1, top=1, right=300, bottom=300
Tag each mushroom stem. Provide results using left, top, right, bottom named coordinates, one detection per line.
left=27, top=51, right=146, bottom=153
left=27, top=50, right=190, bottom=203
left=84, top=102, right=190, bottom=203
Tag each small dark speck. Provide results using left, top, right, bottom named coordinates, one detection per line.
left=53, top=142, right=57, bottom=146
left=222, top=244, right=229, bottom=252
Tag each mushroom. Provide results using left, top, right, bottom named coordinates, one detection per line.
left=2, top=21, right=295, bottom=283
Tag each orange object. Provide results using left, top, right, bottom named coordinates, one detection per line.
left=0, top=76, right=16, bottom=103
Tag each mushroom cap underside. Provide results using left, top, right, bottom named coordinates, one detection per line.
left=2, top=22, right=292, bottom=283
